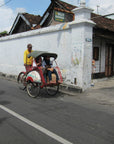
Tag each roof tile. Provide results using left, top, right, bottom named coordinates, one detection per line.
left=23, top=13, right=42, bottom=25
left=91, top=13, right=114, bottom=32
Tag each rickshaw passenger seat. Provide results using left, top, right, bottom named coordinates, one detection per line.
left=46, top=74, right=56, bottom=83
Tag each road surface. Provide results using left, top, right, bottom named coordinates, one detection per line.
left=0, top=78, right=114, bottom=144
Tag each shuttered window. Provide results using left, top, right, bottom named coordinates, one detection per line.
left=93, top=47, right=99, bottom=60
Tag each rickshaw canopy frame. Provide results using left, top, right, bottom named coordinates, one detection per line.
left=28, top=51, right=58, bottom=59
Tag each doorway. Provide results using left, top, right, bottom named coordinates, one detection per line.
left=105, top=44, right=114, bottom=77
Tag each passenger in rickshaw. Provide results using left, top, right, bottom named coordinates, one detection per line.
left=33, top=57, right=42, bottom=67
left=42, top=56, right=60, bottom=83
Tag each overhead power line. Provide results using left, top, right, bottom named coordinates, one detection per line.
left=0, top=0, right=12, bottom=8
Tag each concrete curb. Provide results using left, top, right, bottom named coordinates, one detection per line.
left=59, top=84, right=82, bottom=95
left=0, top=72, right=17, bottom=82
left=0, top=72, right=82, bottom=95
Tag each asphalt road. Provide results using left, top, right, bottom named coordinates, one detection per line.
left=0, top=78, right=114, bottom=144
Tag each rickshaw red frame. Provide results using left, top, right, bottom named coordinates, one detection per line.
left=17, top=51, right=63, bottom=98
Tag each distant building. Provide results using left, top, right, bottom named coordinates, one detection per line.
left=91, top=13, right=114, bottom=78
left=9, top=13, right=41, bottom=35
left=9, top=0, right=76, bottom=33
left=34, top=0, right=76, bottom=29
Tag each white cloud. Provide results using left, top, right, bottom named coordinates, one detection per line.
left=16, top=8, right=26, bottom=14
left=0, top=0, right=4, bottom=5
left=87, top=0, right=114, bottom=15
left=63, top=0, right=79, bottom=6
left=32, top=9, right=42, bottom=16
left=63, top=0, right=114, bottom=16
left=0, top=7, right=15, bottom=32
left=0, top=0, right=26, bottom=32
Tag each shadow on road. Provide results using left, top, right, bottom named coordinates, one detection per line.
left=0, top=90, right=5, bottom=95
left=0, top=100, right=11, bottom=105
left=0, top=117, right=9, bottom=125
left=38, top=89, right=63, bottom=99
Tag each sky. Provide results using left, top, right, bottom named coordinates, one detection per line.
left=0, top=0, right=114, bottom=32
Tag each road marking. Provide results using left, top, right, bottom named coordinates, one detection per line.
left=0, top=105, right=73, bottom=144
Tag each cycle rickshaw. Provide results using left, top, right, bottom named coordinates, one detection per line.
left=17, top=51, right=63, bottom=98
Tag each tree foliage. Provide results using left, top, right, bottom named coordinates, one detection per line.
left=0, top=31, right=8, bottom=35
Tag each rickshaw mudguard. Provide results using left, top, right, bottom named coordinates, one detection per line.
left=26, top=71, right=41, bottom=83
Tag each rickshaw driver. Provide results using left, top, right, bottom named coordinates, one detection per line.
left=24, top=44, right=33, bottom=72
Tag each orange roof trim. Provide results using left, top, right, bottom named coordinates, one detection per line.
left=54, top=7, right=74, bottom=14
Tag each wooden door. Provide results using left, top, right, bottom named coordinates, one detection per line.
left=105, top=44, right=113, bottom=76
left=113, top=48, right=114, bottom=75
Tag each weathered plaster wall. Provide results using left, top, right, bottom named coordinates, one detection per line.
left=72, top=7, right=95, bottom=90
left=0, top=24, right=73, bottom=83
left=0, top=8, right=95, bottom=91
left=83, top=23, right=93, bottom=89
left=0, top=25, right=70, bottom=70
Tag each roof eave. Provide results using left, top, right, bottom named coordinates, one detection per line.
left=9, top=13, right=31, bottom=35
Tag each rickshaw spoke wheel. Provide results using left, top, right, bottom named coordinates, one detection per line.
left=17, top=72, right=26, bottom=90
left=46, top=84, right=59, bottom=96
left=27, top=82, right=40, bottom=98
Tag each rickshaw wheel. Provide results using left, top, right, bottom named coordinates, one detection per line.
left=17, top=72, right=26, bottom=90
left=46, top=84, right=59, bottom=96
left=26, top=82, right=40, bottom=98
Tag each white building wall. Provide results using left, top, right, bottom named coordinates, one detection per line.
left=83, top=23, right=93, bottom=89
left=0, top=7, right=95, bottom=91
left=0, top=25, right=71, bottom=76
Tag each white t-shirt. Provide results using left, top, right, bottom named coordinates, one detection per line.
left=33, top=60, right=37, bottom=67
left=42, top=60, right=53, bottom=68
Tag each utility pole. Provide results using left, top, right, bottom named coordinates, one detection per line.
left=97, top=5, right=100, bottom=14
